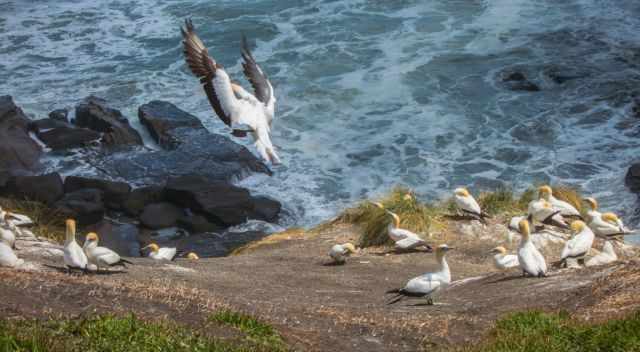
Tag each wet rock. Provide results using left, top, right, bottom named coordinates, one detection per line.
left=499, top=70, right=540, bottom=92
left=632, top=96, right=640, bottom=119
left=165, top=174, right=255, bottom=226
left=28, top=118, right=69, bottom=133
left=177, top=214, right=220, bottom=233
left=0, top=96, right=42, bottom=173
left=74, top=96, right=143, bottom=147
left=2, top=173, right=64, bottom=205
left=84, top=220, right=140, bottom=257
left=250, top=196, right=281, bottom=222
left=138, top=100, right=203, bottom=149
left=54, top=188, right=104, bottom=226
left=122, top=186, right=165, bottom=216
left=139, top=202, right=183, bottom=230
left=35, top=124, right=100, bottom=150
left=49, top=108, right=69, bottom=123
left=625, top=163, right=640, bottom=192
left=64, top=176, right=131, bottom=210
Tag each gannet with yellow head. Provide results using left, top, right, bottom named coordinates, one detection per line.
left=187, top=252, right=200, bottom=261
left=527, top=191, right=568, bottom=229
left=384, top=210, right=432, bottom=251
left=559, top=221, right=594, bottom=267
left=516, top=219, right=547, bottom=277
left=83, top=232, right=133, bottom=271
left=538, top=185, right=581, bottom=217
left=386, top=244, right=453, bottom=305
left=328, top=243, right=357, bottom=264
left=453, top=187, right=488, bottom=221
left=0, top=212, right=17, bottom=249
left=490, top=246, right=519, bottom=270
left=142, top=243, right=177, bottom=262
left=583, top=198, right=632, bottom=237
left=63, top=219, right=89, bottom=272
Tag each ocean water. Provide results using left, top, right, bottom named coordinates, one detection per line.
left=2, top=0, right=640, bottom=231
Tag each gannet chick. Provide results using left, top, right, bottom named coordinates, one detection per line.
left=0, top=242, right=23, bottom=267
left=517, top=219, right=547, bottom=277
left=385, top=210, right=432, bottom=251
left=538, top=185, right=581, bottom=218
left=453, top=188, right=488, bottom=222
left=142, top=243, right=177, bottom=262
left=559, top=221, right=595, bottom=268
left=528, top=196, right=568, bottom=229
left=386, top=244, right=453, bottom=305
left=63, top=219, right=88, bottom=272
left=328, top=243, right=356, bottom=264
left=585, top=241, right=618, bottom=267
left=0, top=213, right=17, bottom=249
left=187, top=252, right=200, bottom=260
left=490, top=246, right=519, bottom=270
left=83, top=233, right=132, bottom=272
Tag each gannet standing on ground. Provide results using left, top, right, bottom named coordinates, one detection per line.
left=490, top=246, right=519, bottom=270
left=585, top=241, right=618, bottom=267
left=583, top=198, right=632, bottom=237
left=83, top=233, right=133, bottom=272
left=386, top=244, right=453, bottom=305
left=453, top=188, right=489, bottom=222
left=559, top=221, right=595, bottom=268
left=517, top=219, right=547, bottom=277
left=527, top=195, right=568, bottom=229
left=0, top=213, right=17, bottom=249
left=63, top=219, right=89, bottom=272
left=328, top=243, right=356, bottom=265
left=538, top=185, right=581, bottom=218
left=181, top=19, right=280, bottom=164
left=142, top=243, right=177, bottom=262
left=0, top=242, right=23, bottom=267
left=385, top=210, right=433, bottom=251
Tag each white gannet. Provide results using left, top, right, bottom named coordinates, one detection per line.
left=181, top=19, right=279, bottom=164
left=187, top=252, right=200, bottom=261
left=328, top=243, right=356, bottom=264
left=0, top=242, right=23, bottom=267
left=63, top=219, right=89, bottom=272
left=83, top=232, right=132, bottom=272
left=559, top=220, right=595, bottom=267
left=453, top=187, right=488, bottom=222
left=517, top=219, right=547, bottom=277
left=142, top=243, right=177, bottom=262
left=0, top=213, right=17, bottom=249
left=585, top=240, right=618, bottom=267
left=386, top=244, right=453, bottom=305
left=528, top=195, right=568, bottom=229
left=384, top=210, right=432, bottom=251
left=583, top=198, right=631, bottom=237
left=509, top=216, right=527, bottom=232
left=490, top=246, right=519, bottom=270
left=538, top=185, right=581, bottom=218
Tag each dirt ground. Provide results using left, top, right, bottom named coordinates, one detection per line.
left=1, top=220, right=640, bottom=351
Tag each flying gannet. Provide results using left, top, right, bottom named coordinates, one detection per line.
left=385, top=210, right=432, bottom=251
left=83, top=232, right=132, bottom=272
left=142, top=243, right=177, bottom=262
left=538, top=185, right=581, bottom=218
left=328, top=243, right=356, bottom=265
left=517, top=219, right=547, bottom=277
left=490, top=246, right=519, bottom=270
left=63, top=219, right=89, bottom=272
left=181, top=19, right=280, bottom=164
left=559, top=220, right=595, bottom=267
left=0, top=242, right=23, bottom=268
left=453, top=187, right=489, bottom=222
left=585, top=240, right=618, bottom=267
left=386, top=244, right=453, bottom=305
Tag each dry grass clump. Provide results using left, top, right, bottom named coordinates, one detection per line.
left=0, top=197, right=66, bottom=243
left=551, top=185, right=583, bottom=214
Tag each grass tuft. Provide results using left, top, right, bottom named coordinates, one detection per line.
left=210, top=310, right=286, bottom=351
left=0, top=197, right=66, bottom=243
left=453, top=310, right=640, bottom=352
left=551, top=185, right=583, bottom=214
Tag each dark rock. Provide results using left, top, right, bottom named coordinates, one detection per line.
left=64, top=176, right=131, bottom=210
left=160, top=230, right=267, bottom=258
left=139, top=202, right=183, bottom=230
left=122, top=186, right=165, bottom=216
left=626, top=163, right=640, bottom=192
left=2, top=173, right=64, bottom=205
left=28, top=118, right=69, bottom=133
left=0, top=96, right=42, bottom=173
left=632, top=96, right=640, bottom=119
left=500, top=70, right=540, bottom=92
left=164, top=174, right=255, bottom=226
left=49, top=109, right=69, bottom=123
left=37, top=126, right=101, bottom=150
left=250, top=196, right=281, bottom=222
left=138, top=100, right=204, bottom=149
left=74, top=96, right=143, bottom=147
left=177, top=214, right=220, bottom=233
left=54, top=188, right=104, bottom=226
left=84, top=220, right=140, bottom=257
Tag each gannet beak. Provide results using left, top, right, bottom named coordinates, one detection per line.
left=424, top=245, right=434, bottom=253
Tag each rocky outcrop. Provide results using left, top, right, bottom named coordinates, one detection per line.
left=122, top=186, right=165, bottom=216
left=626, top=163, right=640, bottom=192
left=250, top=196, right=282, bottom=223
left=0, top=96, right=42, bottom=173
left=75, top=96, right=143, bottom=147
left=2, top=173, right=64, bottom=205
left=54, top=188, right=105, bottom=226
left=64, top=176, right=131, bottom=210
left=138, top=100, right=203, bottom=149
left=139, top=202, right=183, bottom=230
left=84, top=220, right=140, bottom=257
left=48, top=108, right=69, bottom=123
left=499, top=70, right=540, bottom=92
left=29, top=118, right=100, bottom=150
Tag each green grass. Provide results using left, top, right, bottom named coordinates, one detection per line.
left=210, top=310, right=286, bottom=351
left=453, top=310, right=640, bottom=352
left=0, top=314, right=287, bottom=352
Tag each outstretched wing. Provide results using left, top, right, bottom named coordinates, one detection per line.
left=241, top=34, right=273, bottom=105
left=181, top=19, right=232, bottom=126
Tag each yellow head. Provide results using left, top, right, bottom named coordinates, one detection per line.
left=187, top=252, right=199, bottom=260
left=65, top=219, right=76, bottom=239
left=538, top=185, right=552, bottom=199
left=144, top=243, right=160, bottom=253
left=583, top=197, right=598, bottom=211
left=602, top=212, right=620, bottom=224
left=3, top=211, right=11, bottom=222
left=371, top=202, right=384, bottom=209
left=403, top=193, right=413, bottom=201
left=491, top=246, right=507, bottom=255
left=387, top=211, right=401, bottom=228
left=454, top=187, right=470, bottom=197
left=342, top=243, right=357, bottom=254
left=85, top=232, right=99, bottom=243
left=518, top=219, right=530, bottom=237
left=570, top=220, right=586, bottom=233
